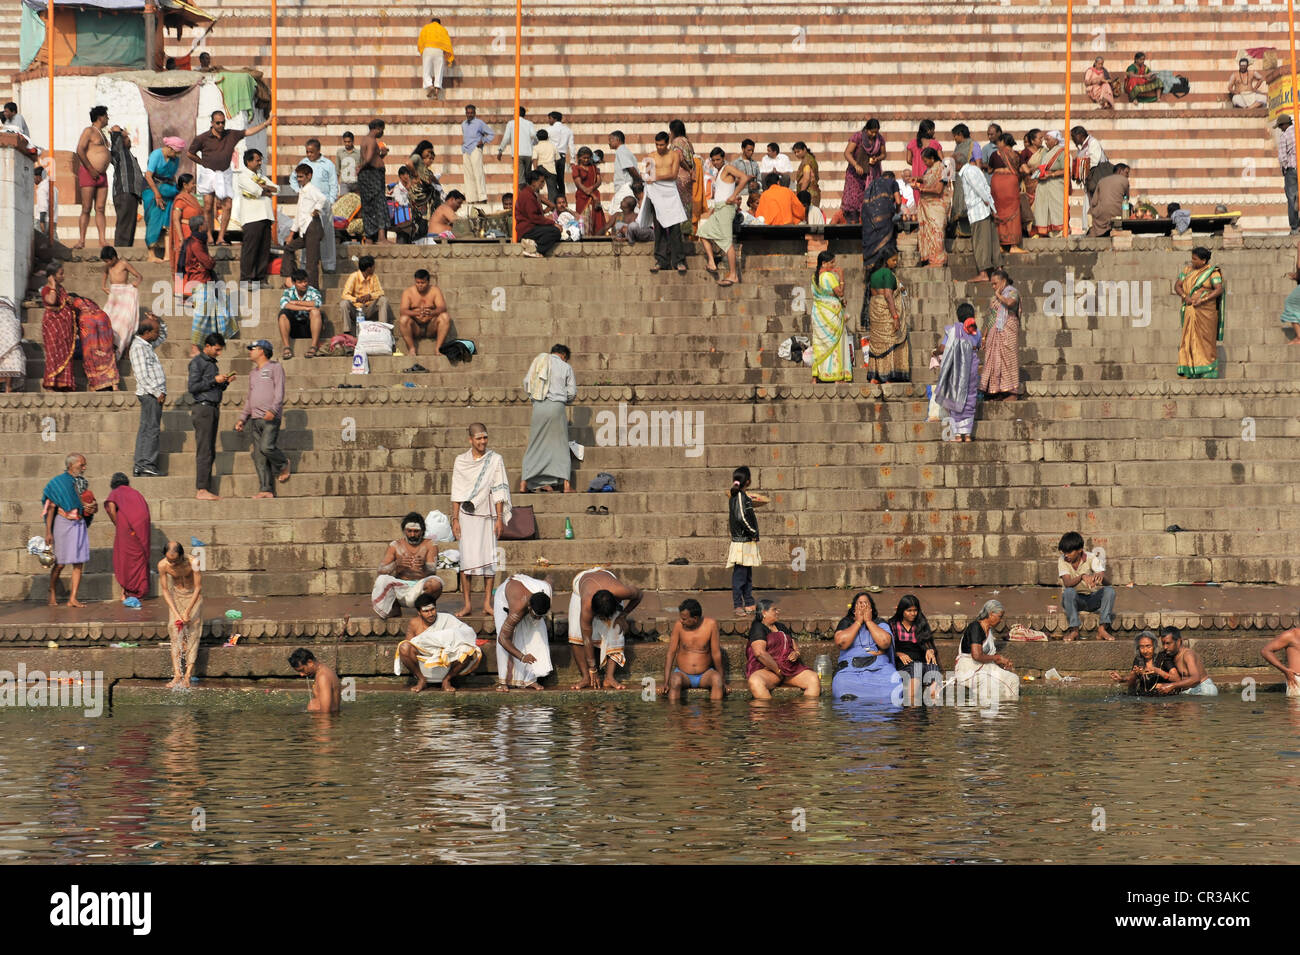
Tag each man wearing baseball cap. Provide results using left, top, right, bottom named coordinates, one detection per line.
left=236, top=339, right=290, bottom=499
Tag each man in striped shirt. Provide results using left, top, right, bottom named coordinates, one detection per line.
left=128, top=313, right=166, bottom=477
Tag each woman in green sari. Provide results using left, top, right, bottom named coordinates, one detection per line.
left=810, top=251, right=851, bottom=382
left=864, top=253, right=910, bottom=383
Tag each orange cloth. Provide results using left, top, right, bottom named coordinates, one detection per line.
left=755, top=184, right=806, bottom=226
left=34, top=10, right=77, bottom=67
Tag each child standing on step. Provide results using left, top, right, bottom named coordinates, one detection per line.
left=727, top=466, right=769, bottom=616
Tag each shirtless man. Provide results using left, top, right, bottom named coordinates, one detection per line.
left=100, top=247, right=142, bottom=291
left=288, top=647, right=341, bottom=713
left=428, top=190, right=465, bottom=238
left=662, top=598, right=725, bottom=701
left=74, top=105, right=112, bottom=249
left=645, top=131, right=685, bottom=274
left=359, top=119, right=389, bottom=244
left=398, top=592, right=482, bottom=692
left=1261, top=624, right=1300, bottom=694
left=494, top=574, right=553, bottom=691
left=568, top=567, right=643, bottom=690
left=158, top=541, right=202, bottom=689
left=1154, top=626, right=1218, bottom=696
left=397, top=269, right=450, bottom=371
left=372, top=511, right=442, bottom=618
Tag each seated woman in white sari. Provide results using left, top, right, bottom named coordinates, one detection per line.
left=953, top=599, right=1020, bottom=703
left=395, top=592, right=482, bottom=692
left=372, top=511, right=442, bottom=617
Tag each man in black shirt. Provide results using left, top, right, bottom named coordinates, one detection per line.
left=187, top=332, right=236, bottom=500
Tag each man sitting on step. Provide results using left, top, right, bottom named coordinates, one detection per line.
left=396, top=591, right=482, bottom=692
left=338, top=255, right=388, bottom=332
left=397, top=269, right=451, bottom=372
left=1057, top=531, right=1116, bottom=641
left=373, top=512, right=442, bottom=618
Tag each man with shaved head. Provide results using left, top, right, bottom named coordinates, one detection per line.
left=41, top=453, right=96, bottom=606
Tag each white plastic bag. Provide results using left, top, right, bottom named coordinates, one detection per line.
left=350, top=348, right=370, bottom=374
left=356, top=321, right=395, bottom=356
left=424, top=510, right=455, bottom=543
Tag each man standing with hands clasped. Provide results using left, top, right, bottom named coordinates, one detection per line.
left=188, top=332, right=235, bottom=501
left=236, top=339, right=290, bottom=500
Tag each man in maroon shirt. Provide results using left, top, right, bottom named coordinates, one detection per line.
left=187, top=110, right=273, bottom=246
left=514, top=169, right=562, bottom=257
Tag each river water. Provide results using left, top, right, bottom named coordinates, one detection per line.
left=3, top=693, right=1299, bottom=864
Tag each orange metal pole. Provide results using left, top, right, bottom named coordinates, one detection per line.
left=1063, top=0, right=1073, bottom=237
left=47, top=0, right=55, bottom=231
left=270, top=0, right=278, bottom=215
left=512, top=0, right=521, bottom=242
left=1290, top=0, right=1299, bottom=154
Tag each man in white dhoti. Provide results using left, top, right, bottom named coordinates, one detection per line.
left=396, top=592, right=482, bottom=691
left=372, top=511, right=442, bottom=617
left=493, top=574, right=554, bottom=691
left=451, top=422, right=512, bottom=618
left=638, top=131, right=687, bottom=274
left=520, top=344, right=577, bottom=493
left=569, top=567, right=642, bottom=690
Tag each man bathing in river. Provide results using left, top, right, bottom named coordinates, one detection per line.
left=568, top=567, right=642, bottom=690
left=289, top=648, right=341, bottom=713
left=372, top=512, right=441, bottom=617
left=1260, top=623, right=1300, bottom=696
left=396, top=591, right=482, bottom=692
left=662, top=598, right=725, bottom=701
left=1155, top=626, right=1217, bottom=696
left=493, top=573, right=554, bottom=691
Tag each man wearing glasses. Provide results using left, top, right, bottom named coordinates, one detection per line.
left=187, top=109, right=273, bottom=246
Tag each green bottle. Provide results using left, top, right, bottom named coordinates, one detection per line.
left=564, top=517, right=575, bottom=540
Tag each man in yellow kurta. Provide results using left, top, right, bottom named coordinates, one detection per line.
left=418, top=18, right=455, bottom=100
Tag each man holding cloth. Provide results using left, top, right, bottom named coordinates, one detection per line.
left=42, top=453, right=95, bottom=607
left=236, top=339, right=289, bottom=500
left=640, top=131, right=688, bottom=273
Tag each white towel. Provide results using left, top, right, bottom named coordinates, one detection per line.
left=638, top=180, right=687, bottom=229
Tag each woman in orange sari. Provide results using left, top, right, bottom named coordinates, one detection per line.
left=911, top=147, right=948, bottom=267
left=1084, top=56, right=1118, bottom=109
left=988, top=134, right=1024, bottom=252
left=169, top=174, right=201, bottom=278
left=571, top=146, right=606, bottom=234
left=1172, top=247, right=1226, bottom=379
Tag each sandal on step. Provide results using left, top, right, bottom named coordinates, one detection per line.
left=305, top=345, right=318, bottom=358
left=281, top=347, right=293, bottom=360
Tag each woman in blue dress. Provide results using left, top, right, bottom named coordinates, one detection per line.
left=142, top=138, right=184, bottom=255
left=831, top=591, right=898, bottom=703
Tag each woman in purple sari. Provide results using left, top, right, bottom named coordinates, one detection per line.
left=841, top=119, right=884, bottom=224
left=106, top=472, right=151, bottom=607
left=934, top=303, right=981, bottom=442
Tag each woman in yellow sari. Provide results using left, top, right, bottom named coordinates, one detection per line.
left=911, top=147, right=948, bottom=267
left=865, top=252, right=910, bottom=383
left=1172, top=246, right=1226, bottom=379
left=810, top=252, right=851, bottom=382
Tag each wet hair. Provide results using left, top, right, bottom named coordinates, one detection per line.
left=977, top=599, right=1004, bottom=620
left=610, top=130, right=625, bottom=143
left=763, top=171, right=780, bottom=188
left=295, top=163, right=313, bottom=177
left=956, top=302, right=976, bottom=322
left=414, top=269, right=431, bottom=281
left=401, top=510, right=425, bottom=534
left=889, top=594, right=933, bottom=642
left=529, top=592, right=552, bottom=616
left=1192, top=246, right=1212, bottom=262
left=591, top=589, right=620, bottom=620
left=99, top=246, right=117, bottom=261
left=90, top=105, right=108, bottom=123
left=921, top=146, right=940, bottom=163
left=288, top=648, right=315, bottom=668
left=446, top=189, right=465, bottom=201
left=551, top=343, right=570, bottom=360
left=952, top=123, right=970, bottom=138
left=709, top=146, right=725, bottom=159
left=414, top=592, right=439, bottom=611
left=680, top=598, right=703, bottom=619
left=358, top=255, right=375, bottom=271
left=669, top=119, right=687, bottom=138
left=730, top=465, right=751, bottom=497
left=291, top=268, right=308, bottom=282
left=1160, top=626, right=1182, bottom=643
left=110, top=472, right=130, bottom=489
left=203, top=332, right=226, bottom=348
left=1135, top=630, right=1157, bottom=653
left=1059, top=531, right=1085, bottom=553
left=244, top=148, right=262, bottom=164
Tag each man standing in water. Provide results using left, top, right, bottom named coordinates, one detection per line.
left=289, top=648, right=341, bottom=713
left=662, top=598, right=725, bottom=701
left=158, top=541, right=203, bottom=689
left=568, top=567, right=642, bottom=690
left=1154, top=627, right=1217, bottom=696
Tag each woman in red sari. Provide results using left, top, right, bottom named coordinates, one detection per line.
left=67, top=293, right=121, bottom=391
left=911, top=147, right=948, bottom=267
left=105, top=472, right=151, bottom=606
left=40, top=266, right=78, bottom=391
left=571, top=146, right=606, bottom=234
left=988, top=134, right=1025, bottom=253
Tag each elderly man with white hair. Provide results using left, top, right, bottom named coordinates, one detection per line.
left=41, top=453, right=96, bottom=607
